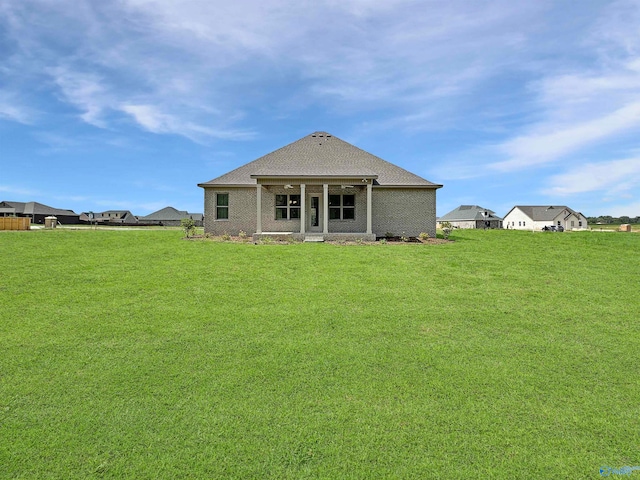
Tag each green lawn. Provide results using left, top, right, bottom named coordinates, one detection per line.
left=1, top=229, right=639, bottom=479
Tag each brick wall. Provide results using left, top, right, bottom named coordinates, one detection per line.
left=203, top=185, right=438, bottom=237
left=372, top=188, right=437, bottom=238
left=203, top=187, right=257, bottom=236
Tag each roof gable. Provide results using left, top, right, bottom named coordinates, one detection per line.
left=141, top=206, right=193, bottom=221
left=199, top=132, right=441, bottom=188
left=138, top=206, right=203, bottom=221
left=508, top=206, right=577, bottom=221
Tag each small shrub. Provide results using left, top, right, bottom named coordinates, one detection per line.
left=385, top=232, right=394, bottom=239
left=440, top=221, right=452, bottom=240
left=221, top=232, right=231, bottom=241
left=180, top=218, right=196, bottom=238
left=419, top=232, right=430, bottom=241
left=400, top=232, right=409, bottom=242
left=238, top=230, right=247, bottom=239
left=379, top=238, right=387, bottom=245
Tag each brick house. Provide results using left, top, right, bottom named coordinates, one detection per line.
left=198, top=132, right=442, bottom=241
left=437, top=205, right=503, bottom=229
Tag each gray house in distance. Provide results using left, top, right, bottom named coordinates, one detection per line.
left=139, top=206, right=204, bottom=226
left=437, top=205, right=503, bottom=229
left=0, top=201, right=80, bottom=224
left=198, top=132, right=442, bottom=240
left=79, top=210, right=138, bottom=225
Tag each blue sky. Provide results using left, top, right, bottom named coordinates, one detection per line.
left=1, top=0, right=640, bottom=218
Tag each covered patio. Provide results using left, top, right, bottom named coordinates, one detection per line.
left=251, top=174, right=377, bottom=242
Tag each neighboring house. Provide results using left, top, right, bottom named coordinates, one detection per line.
left=437, top=205, right=503, bottom=229
left=503, top=206, right=588, bottom=231
left=0, top=200, right=80, bottom=224
left=198, top=131, right=443, bottom=240
left=139, top=206, right=204, bottom=227
left=80, top=210, right=138, bottom=224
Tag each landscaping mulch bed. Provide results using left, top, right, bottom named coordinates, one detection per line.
left=186, top=235, right=452, bottom=245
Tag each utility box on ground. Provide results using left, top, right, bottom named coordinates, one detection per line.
left=45, top=216, right=57, bottom=228
left=620, top=224, right=631, bottom=232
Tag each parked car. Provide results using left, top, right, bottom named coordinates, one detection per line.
left=542, top=225, right=564, bottom=232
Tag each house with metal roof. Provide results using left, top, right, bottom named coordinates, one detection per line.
left=198, top=132, right=442, bottom=240
left=0, top=201, right=80, bottom=224
left=437, top=205, right=503, bottom=229
left=139, top=206, right=204, bottom=226
left=503, top=206, right=588, bottom=231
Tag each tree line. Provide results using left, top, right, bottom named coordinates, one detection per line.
left=586, top=215, right=640, bottom=224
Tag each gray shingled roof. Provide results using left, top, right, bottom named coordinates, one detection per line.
left=509, top=206, right=579, bottom=221
left=140, top=206, right=203, bottom=221
left=1, top=201, right=79, bottom=217
left=439, top=205, right=502, bottom=222
left=198, top=132, right=442, bottom=188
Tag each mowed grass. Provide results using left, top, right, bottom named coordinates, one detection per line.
left=1, top=229, right=639, bottom=479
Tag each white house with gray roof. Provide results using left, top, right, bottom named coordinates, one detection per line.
left=503, top=206, right=588, bottom=231
left=437, top=205, right=503, bottom=229
left=198, top=132, right=442, bottom=240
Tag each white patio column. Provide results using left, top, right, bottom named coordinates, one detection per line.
left=256, top=183, right=262, bottom=234
left=366, top=181, right=372, bottom=235
left=300, top=183, right=306, bottom=235
left=323, top=183, right=329, bottom=234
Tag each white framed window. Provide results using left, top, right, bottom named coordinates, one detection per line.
left=275, top=194, right=300, bottom=220
left=216, top=193, right=229, bottom=220
left=329, top=194, right=355, bottom=220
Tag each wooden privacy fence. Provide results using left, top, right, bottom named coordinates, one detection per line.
left=0, top=217, right=31, bottom=230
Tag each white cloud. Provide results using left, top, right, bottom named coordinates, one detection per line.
left=0, top=98, right=35, bottom=124
left=0, top=0, right=549, bottom=133
left=476, top=0, right=640, bottom=175
left=0, top=185, right=40, bottom=196
left=489, top=102, right=640, bottom=172
left=600, top=201, right=640, bottom=218
left=49, top=67, right=110, bottom=127
left=120, top=104, right=254, bottom=142
left=544, top=157, right=640, bottom=196
left=2, top=0, right=640, bottom=164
